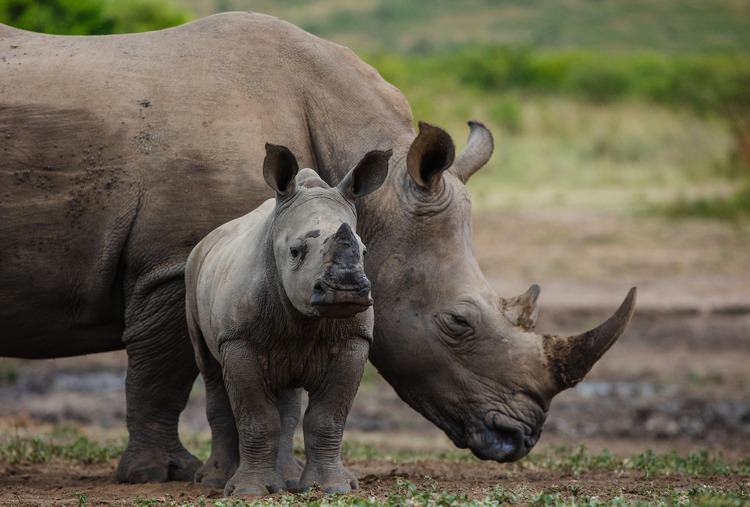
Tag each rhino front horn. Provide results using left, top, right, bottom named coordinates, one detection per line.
left=544, top=287, right=637, bottom=391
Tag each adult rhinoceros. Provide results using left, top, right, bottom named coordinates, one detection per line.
left=0, top=12, right=636, bottom=483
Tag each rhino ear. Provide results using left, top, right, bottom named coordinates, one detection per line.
left=406, top=121, right=455, bottom=192
left=263, top=143, right=299, bottom=197
left=449, top=121, right=494, bottom=184
left=338, top=149, right=392, bottom=201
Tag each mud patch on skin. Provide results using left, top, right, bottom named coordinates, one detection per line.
left=543, top=333, right=594, bottom=391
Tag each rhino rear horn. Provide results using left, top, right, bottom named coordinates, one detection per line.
left=544, top=287, right=637, bottom=391
left=449, top=121, right=494, bottom=184
left=501, top=284, right=540, bottom=331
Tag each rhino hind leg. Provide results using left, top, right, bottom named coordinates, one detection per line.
left=116, top=277, right=202, bottom=483
left=193, top=334, right=239, bottom=489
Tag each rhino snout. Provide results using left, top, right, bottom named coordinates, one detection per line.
left=465, top=412, right=542, bottom=462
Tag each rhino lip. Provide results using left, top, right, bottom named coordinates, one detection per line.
left=310, top=279, right=373, bottom=316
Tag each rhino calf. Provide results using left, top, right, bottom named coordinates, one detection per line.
left=185, top=143, right=390, bottom=496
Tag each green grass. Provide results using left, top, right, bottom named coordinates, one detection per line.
left=525, top=445, right=750, bottom=477
left=3, top=432, right=748, bottom=506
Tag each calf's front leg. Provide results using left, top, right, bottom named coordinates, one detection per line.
left=221, top=341, right=285, bottom=497
left=297, top=337, right=369, bottom=494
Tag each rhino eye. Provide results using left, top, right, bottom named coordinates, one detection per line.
left=451, top=314, right=469, bottom=327
left=437, top=311, right=474, bottom=341
left=289, top=241, right=307, bottom=262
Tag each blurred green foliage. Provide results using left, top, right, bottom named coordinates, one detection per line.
left=0, top=0, right=192, bottom=34
left=368, top=48, right=750, bottom=182
left=186, top=0, right=750, bottom=55
left=370, top=47, right=750, bottom=117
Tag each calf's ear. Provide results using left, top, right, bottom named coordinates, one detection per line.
left=338, top=149, right=392, bottom=201
left=263, top=143, right=299, bottom=196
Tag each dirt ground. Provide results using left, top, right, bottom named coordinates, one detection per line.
left=1, top=208, right=749, bottom=505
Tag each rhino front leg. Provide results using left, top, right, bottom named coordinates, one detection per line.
left=276, top=387, right=304, bottom=487
left=221, top=341, right=285, bottom=497
left=297, top=338, right=369, bottom=494
left=117, top=276, right=202, bottom=483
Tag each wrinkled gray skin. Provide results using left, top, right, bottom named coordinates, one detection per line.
left=0, top=13, right=636, bottom=483
left=186, top=144, right=390, bottom=496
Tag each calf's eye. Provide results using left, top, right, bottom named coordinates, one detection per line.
left=289, top=241, right=307, bottom=261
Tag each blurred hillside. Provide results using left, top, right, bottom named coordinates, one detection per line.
left=181, top=0, right=750, bottom=55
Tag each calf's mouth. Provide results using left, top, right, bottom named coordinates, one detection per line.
left=310, top=278, right=373, bottom=318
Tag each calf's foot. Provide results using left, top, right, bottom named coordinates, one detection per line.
left=224, top=468, right=285, bottom=497
left=296, top=462, right=358, bottom=494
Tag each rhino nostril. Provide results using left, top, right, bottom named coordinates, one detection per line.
left=524, top=431, right=541, bottom=449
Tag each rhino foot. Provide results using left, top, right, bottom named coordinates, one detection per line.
left=195, top=457, right=239, bottom=489
left=278, top=454, right=304, bottom=488
left=295, top=463, right=358, bottom=494
left=116, top=446, right=202, bottom=483
left=223, top=468, right=285, bottom=497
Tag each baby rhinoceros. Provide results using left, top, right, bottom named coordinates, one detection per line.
left=185, top=143, right=391, bottom=497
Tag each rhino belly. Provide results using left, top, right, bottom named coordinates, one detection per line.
left=0, top=106, right=137, bottom=358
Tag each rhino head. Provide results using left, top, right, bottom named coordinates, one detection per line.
left=364, top=122, right=636, bottom=462
left=263, top=143, right=391, bottom=319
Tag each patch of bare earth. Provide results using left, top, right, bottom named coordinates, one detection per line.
left=1, top=209, right=748, bottom=504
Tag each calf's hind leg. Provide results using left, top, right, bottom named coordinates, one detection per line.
left=191, top=331, right=239, bottom=488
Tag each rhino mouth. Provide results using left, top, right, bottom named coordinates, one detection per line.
left=449, top=412, right=542, bottom=463
left=466, top=426, right=538, bottom=462
left=310, top=279, right=373, bottom=317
